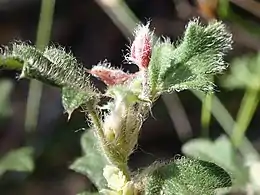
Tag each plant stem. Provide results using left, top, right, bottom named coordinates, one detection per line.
left=87, top=104, right=131, bottom=180
left=24, top=0, right=55, bottom=132
left=87, top=108, right=106, bottom=144
left=118, top=163, right=131, bottom=181
left=193, top=91, right=260, bottom=161
left=231, top=87, right=259, bottom=148
left=201, top=92, right=213, bottom=137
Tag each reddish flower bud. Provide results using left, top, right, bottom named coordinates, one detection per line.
left=88, top=65, right=134, bottom=86
left=128, top=23, right=153, bottom=69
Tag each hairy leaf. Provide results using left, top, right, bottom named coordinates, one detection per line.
left=62, top=86, right=94, bottom=120
left=148, top=39, right=174, bottom=96
left=149, top=19, right=232, bottom=95
left=0, top=147, right=34, bottom=176
left=143, top=156, right=232, bottom=195
left=3, top=43, right=97, bottom=94
left=182, top=135, right=248, bottom=186
left=43, top=46, right=95, bottom=90
left=70, top=130, right=109, bottom=190
left=2, top=43, right=100, bottom=115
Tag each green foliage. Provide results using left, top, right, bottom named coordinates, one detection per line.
left=62, top=86, right=93, bottom=120
left=0, top=19, right=234, bottom=195
left=182, top=135, right=248, bottom=186
left=1, top=43, right=99, bottom=116
left=0, top=79, right=13, bottom=117
left=42, top=46, right=94, bottom=90
left=223, top=53, right=260, bottom=90
left=142, top=156, right=232, bottom=195
left=70, top=130, right=109, bottom=190
left=6, top=43, right=90, bottom=89
left=148, top=20, right=232, bottom=96
left=0, top=147, right=34, bottom=177
left=148, top=40, right=174, bottom=96
left=223, top=53, right=260, bottom=151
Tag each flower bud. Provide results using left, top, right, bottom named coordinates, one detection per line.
left=129, top=23, right=153, bottom=69
left=103, top=110, right=122, bottom=142
left=88, top=64, right=133, bottom=86
left=102, top=166, right=137, bottom=195
left=122, top=181, right=137, bottom=195
left=103, top=97, right=126, bottom=142
left=103, top=165, right=127, bottom=191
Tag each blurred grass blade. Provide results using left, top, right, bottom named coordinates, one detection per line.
left=193, top=91, right=260, bottom=162
left=162, top=93, right=192, bottom=140
left=0, top=79, right=13, bottom=117
left=223, top=53, right=260, bottom=149
left=95, top=0, right=138, bottom=38
left=231, top=88, right=259, bottom=148
left=201, top=92, right=212, bottom=137
left=25, top=0, right=55, bottom=132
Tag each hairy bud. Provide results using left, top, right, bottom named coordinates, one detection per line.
left=88, top=64, right=133, bottom=86
left=128, top=23, right=153, bottom=69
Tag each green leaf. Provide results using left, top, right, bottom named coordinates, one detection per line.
left=143, top=156, right=232, bottom=195
left=70, top=130, right=109, bottom=190
left=148, top=39, right=175, bottom=96
left=149, top=19, right=232, bottom=95
left=10, top=43, right=58, bottom=85
left=223, top=53, right=260, bottom=90
left=62, top=86, right=93, bottom=120
left=182, top=135, right=248, bottom=185
left=0, top=147, right=34, bottom=176
left=42, top=46, right=94, bottom=90
left=0, top=79, right=13, bottom=117
left=3, top=43, right=97, bottom=94
left=2, top=43, right=100, bottom=117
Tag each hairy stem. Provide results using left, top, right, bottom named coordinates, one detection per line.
left=87, top=104, right=131, bottom=180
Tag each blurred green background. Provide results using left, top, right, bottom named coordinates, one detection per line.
left=1, top=0, right=260, bottom=194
